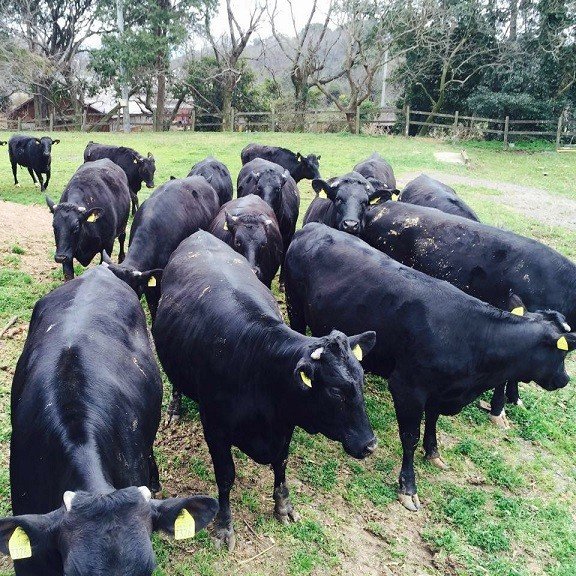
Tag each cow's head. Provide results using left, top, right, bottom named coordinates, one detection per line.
left=296, top=152, right=321, bottom=180
left=251, top=168, right=289, bottom=213
left=363, top=177, right=399, bottom=203
left=293, top=329, right=377, bottom=459
left=101, top=251, right=163, bottom=298
left=312, top=172, right=388, bottom=235
left=135, top=152, right=156, bottom=188
left=46, top=196, right=103, bottom=275
left=37, top=137, right=60, bottom=158
left=0, top=487, right=217, bottom=576
left=223, top=211, right=282, bottom=282
left=0, top=141, right=7, bottom=146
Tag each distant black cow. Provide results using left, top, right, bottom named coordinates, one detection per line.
left=154, top=231, right=376, bottom=550
left=103, top=176, right=219, bottom=320
left=209, top=194, right=283, bottom=288
left=0, top=140, right=7, bottom=146
left=400, top=174, right=479, bottom=221
left=241, top=143, right=321, bottom=183
left=353, top=152, right=398, bottom=201
left=8, top=134, right=60, bottom=191
left=46, top=159, right=130, bottom=281
left=285, top=223, right=575, bottom=511
left=304, top=171, right=388, bottom=235
left=0, top=266, right=218, bottom=576
left=237, top=158, right=300, bottom=253
left=188, top=156, right=233, bottom=205
left=83, top=141, right=156, bottom=215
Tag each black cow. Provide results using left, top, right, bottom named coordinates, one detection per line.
left=303, top=171, right=388, bottom=235
left=46, top=159, right=130, bottom=281
left=8, top=134, right=60, bottom=191
left=0, top=266, right=218, bottom=576
left=188, top=156, right=233, bottom=205
left=0, top=140, right=7, bottom=146
left=400, top=173, right=479, bottom=221
left=285, top=223, right=575, bottom=511
left=353, top=152, right=398, bottom=201
left=103, top=176, right=219, bottom=320
left=209, top=194, right=283, bottom=288
left=237, top=158, right=300, bottom=253
left=83, top=141, right=155, bottom=215
left=241, top=143, right=321, bottom=183
left=153, top=231, right=376, bottom=550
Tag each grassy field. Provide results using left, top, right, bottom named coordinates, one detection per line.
left=0, top=130, right=575, bottom=576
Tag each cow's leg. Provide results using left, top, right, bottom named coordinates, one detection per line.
left=165, top=387, right=182, bottom=425
left=10, top=158, right=19, bottom=186
left=391, top=385, right=423, bottom=512
left=27, top=167, right=39, bottom=187
left=487, top=383, right=510, bottom=429
left=37, top=172, right=45, bottom=191
left=272, top=434, right=299, bottom=524
left=286, top=290, right=306, bottom=334
left=145, top=288, right=160, bottom=323
left=44, top=169, right=51, bottom=190
left=131, top=192, right=139, bottom=216
left=118, top=232, right=126, bottom=263
left=423, top=408, right=448, bottom=470
left=148, top=451, right=161, bottom=495
left=62, top=260, right=74, bottom=282
left=207, top=439, right=236, bottom=551
left=505, top=381, right=522, bottom=406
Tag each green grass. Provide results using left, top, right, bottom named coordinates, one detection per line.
left=0, top=130, right=575, bottom=576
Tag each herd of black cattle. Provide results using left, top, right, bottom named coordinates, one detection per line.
left=0, top=134, right=575, bottom=574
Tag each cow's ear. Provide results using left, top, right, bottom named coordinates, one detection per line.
left=556, top=333, right=576, bottom=352
left=296, top=152, right=302, bottom=160
left=312, top=179, right=336, bottom=201
left=347, top=331, right=376, bottom=362
left=51, top=139, right=60, bottom=145
left=151, top=496, right=218, bottom=539
left=224, top=211, right=238, bottom=232
left=317, top=155, right=321, bottom=160
left=35, top=139, right=41, bottom=145
left=508, top=293, right=526, bottom=316
left=147, top=152, right=154, bottom=159
left=294, top=358, right=314, bottom=388
left=140, top=268, right=163, bottom=290
left=0, top=510, right=63, bottom=560
left=82, top=207, right=104, bottom=223
left=45, top=195, right=57, bottom=213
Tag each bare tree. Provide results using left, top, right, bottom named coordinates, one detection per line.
left=201, top=0, right=265, bottom=130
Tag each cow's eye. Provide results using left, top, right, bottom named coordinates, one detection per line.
left=235, top=239, right=242, bottom=248
left=335, top=198, right=343, bottom=206
left=327, top=387, right=344, bottom=401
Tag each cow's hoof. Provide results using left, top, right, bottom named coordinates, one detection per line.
left=398, top=493, right=420, bottom=512
left=214, top=526, right=235, bottom=552
left=489, top=411, right=511, bottom=429
left=15, top=183, right=21, bottom=188
left=427, top=455, right=449, bottom=470
left=478, top=399, right=491, bottom=412
left=274, top=508, right=300, bottom=525
left=34, top=183, right=40, bottom=188
left=515, top=399, right=524, bottom=408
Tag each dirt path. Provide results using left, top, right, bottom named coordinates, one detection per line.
left=399, top=171, right=576, bottom=230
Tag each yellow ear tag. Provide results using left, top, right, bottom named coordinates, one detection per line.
left=147, top=276, right=157, bottom=287
left=369, top=197, right=380, bottom=205
left=86, top=213, right=98, bottom=223
left=9, top=527, right=32, bottom=560
left=352, top=344, right=363, bottom=361
left=511, top=306, right=524, bottom=316
left=557, top=336, right=569, bottom=351
left=318, top=190, right=328, bottom=199
left=391, top=193, right=399, bottom=201
left=174, top=508, right=196, bottom=540
left=300, top=371, right=312, bottom=387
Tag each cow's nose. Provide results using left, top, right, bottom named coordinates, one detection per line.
left=146, top=183, right=154, bottom=188
left=342, top=220, right=360, bottom=233
left=251, top=266, right=261, bottom=278
left=361, top=437, right=378, bottom=457
left=54, top=254, right=67, bottom=263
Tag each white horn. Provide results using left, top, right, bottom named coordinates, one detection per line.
left=311, top=347, right=324, bottom=360
left=63, top=491, right=76, bottom=511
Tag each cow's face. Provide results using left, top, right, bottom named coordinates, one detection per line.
left=38, top=137, right=59, bottom=158
left=0, top=487, right=218, bottom=576
left=296, top=152, right=321, bottom=180
left=137, top=153, right=156, bottom=188
left=46, top=197, right=103, bottom=267
left=225, top=212, right=278, bottom=281
left=253, top=169, right=288, bottom=213
left=295, top=330, right=377, bottom=459
left=312, top=173, right=387, bottom=235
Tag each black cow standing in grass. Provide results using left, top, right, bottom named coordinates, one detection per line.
left=83, top=141, right=155, bottom=215
left=237, top=158, right=300, bottom=254
left=0, top=266, right=218, bottom=576
left=363, top=201, right=576, bottom=425
left=8, top=134, right=60, bottom=191
left=353, top=152, right=398, bottom=200
left=153, top=231, right=376, bottom=550
left=400, top=173, right=479, bottom=221
left=103, top=176, right=219, bottom=320
left=240, top=143, right=321, bottom=183
left=0, top=140, right=7, bottom=146
left=46, top=159, right=130, bottom=281
left=188, top=156, right=233, bottom=205
left=285, top=224, right=575, bottom=512
left=209, top=194, right=283, bottom=288
left=304, top=172, right=388, bottom=235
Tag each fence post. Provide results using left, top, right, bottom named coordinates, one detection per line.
left=49, top=112, right=54, bottom=132
left=17, top=117, right=22, bottom=131
left=270, top=108, right=276, bottom=132
left=556, top=115, right=563, bottom=148
left=81, top=110, right=87, bottom=132
left=355, top=107, right=361, bottom=135
left=503, top=116, right=510, bottom=149
left=452, top=110, right=459, bottom=137
left=190, top=109, right=196, bottom=132
left=404, top=105, right=410, bottom=137
left=230, top=108, right=235, bottom=132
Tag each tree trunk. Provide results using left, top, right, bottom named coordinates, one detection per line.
left=221, top=90, right=232, bottom=131
left=509, top=0, right=518, bottom=42
left=345, top=110, right=356, bottom=133
left=154, top=67, right=166, bottom=131
left=33, top=83, right=50, bottom=129
left=292, top=67, right=307, bottom=132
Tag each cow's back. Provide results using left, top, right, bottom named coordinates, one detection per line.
left=354, top=153, right=396, bottom=190
left=303, top=197, right=334, bottom=226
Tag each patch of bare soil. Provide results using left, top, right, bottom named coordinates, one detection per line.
left=399, top=172, right=576, bottom=230
left=0, top=199, right=58, bottom=281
